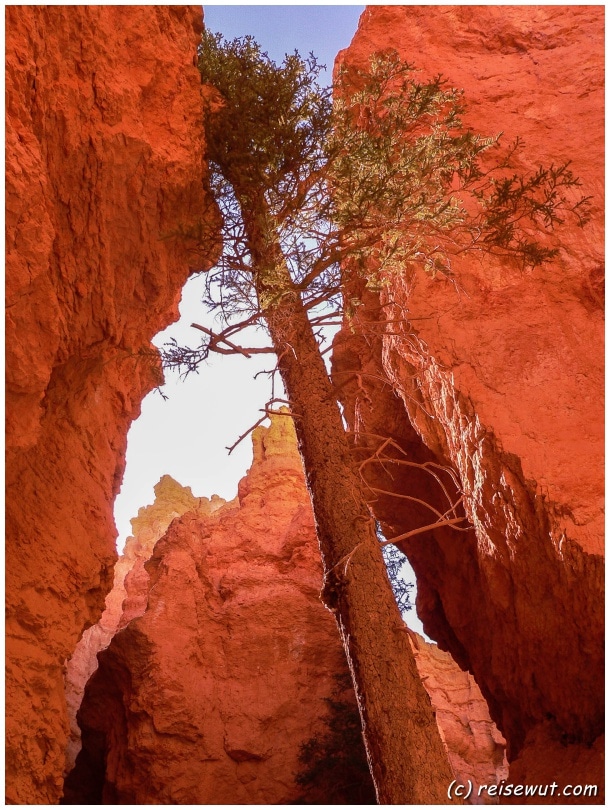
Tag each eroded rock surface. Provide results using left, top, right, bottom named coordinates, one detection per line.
left=65, top=418, right=507, bottom=803
left=410, top=633, right=508, bottom=803
left=64, top=476, right=229, bottom=774
left=7, top=5, right=603, bottom=804
left=64, top=418, right=351, bottom=803
left=334, top=5, right=603, bottom=799
left=5, top=6, right=209, bottom=802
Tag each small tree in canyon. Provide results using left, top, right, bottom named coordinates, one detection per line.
left=164, top=31, right=588, bottom=803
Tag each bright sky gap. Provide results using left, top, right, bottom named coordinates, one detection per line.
left=113, top=5, right=427, bottom=637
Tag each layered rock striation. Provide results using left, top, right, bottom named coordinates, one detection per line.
left=5, top=6, right=210, bottom=803
left=64, top=417, right=507, bottom=804
left=7, top=5, right=603, bottom=804
left=410, top=633, right=508, bottom=802
left=334, top=5, right=604, bottom=800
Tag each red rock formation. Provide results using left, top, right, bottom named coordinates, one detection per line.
left=64, top=476, right=229, bottom=774
left=64, top=417, right=507, bottom=803
left=7, top=5, right=602, bottom=803
left=5, top=6, right=210, bottom=803
left=334, top=5, right=603, bottom=799
left=64, top=418, right=352, bottom=803
left=410, top=633, right=508, bottom=802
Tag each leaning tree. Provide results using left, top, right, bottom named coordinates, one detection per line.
left=163, top=31, right=589, bottom=803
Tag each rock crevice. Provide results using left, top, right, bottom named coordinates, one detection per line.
left=63, top=418, right=507, bottom=804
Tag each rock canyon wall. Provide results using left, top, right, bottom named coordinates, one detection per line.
left=5, top=5, right=603, bottom=804
left=334, top=5, right=604, bottom=800
left=63, top=418, right=367, bottom=803
left=5, top=6, right=210, bottom=803
left=64, top=418, right=506, bottom=804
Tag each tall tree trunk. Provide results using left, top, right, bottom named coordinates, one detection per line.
left=245, top=206, right=459, bottom=803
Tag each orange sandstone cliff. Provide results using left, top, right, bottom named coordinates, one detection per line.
left=5, top=6, right=210, bottom=803
left=5, top=5, right=603, bottom=804
left=63, top=418, right=360, bottom=803
left=333, top=5, right=604, bottom=800
left=409, top=633, right=508, bottom=800
left=64, top=417, right=507, bottom=803
left=63, top=477, right=230, bottom=774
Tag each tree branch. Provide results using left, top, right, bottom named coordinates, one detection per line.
left=191, top=323, right=274, bottom=357
left=379, top=516, right=471, bottom=545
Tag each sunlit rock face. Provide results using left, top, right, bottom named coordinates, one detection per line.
left=64, top=476, right=229, bottom=775
left=334, top=5, right=604, bottom=800
left=5, top=6, right=210, bottom=803
left=64, top=418, right=507, bottom=804
left=410, top=633, right=508, bottom=803
left=63, top=418, right=350, bottom=804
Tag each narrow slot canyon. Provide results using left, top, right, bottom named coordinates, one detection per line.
left=6, top=5, right=604, bottom=805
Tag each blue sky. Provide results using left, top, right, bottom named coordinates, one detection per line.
left=204, top=6, right=365, bottom=84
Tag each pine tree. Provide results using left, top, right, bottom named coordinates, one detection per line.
left=163, top=30, right=589, bottom=802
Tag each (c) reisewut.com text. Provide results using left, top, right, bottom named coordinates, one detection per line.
left=447, top=779, right=599, bottom=801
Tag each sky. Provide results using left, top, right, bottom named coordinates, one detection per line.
left=113, top=6, right=365, bottom=549
left=203, top=5, right=364, bottom=81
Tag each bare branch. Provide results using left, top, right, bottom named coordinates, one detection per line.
left=191, top=323, right=275, bottom=357
left=226, top=401, right=300, bottom=455
left=379, top=516, right=471, bottom=546
left=368, top=487, right=463, bottom=524
left=357, top=434, right=462, bottom=497
left=263, top=407, right=300, bottom=418
left=226, top=415, right=268, bottom=454
left=264, top=397, right=293, bottom=409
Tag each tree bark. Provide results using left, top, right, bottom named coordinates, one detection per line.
left=243, top=204, right=459, bottom=804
